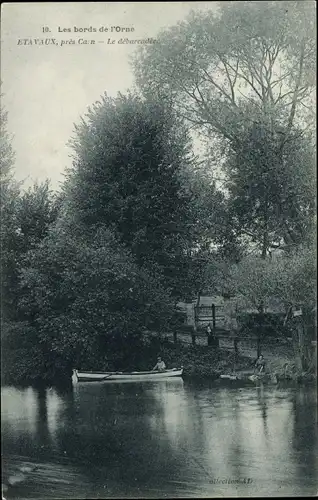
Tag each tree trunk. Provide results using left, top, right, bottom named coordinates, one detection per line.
left=292, top=319, right=310, bottom=373
left=261, top=204, right=269, bottom=259
left=289, top=304, right=314, bottom=373
left=298, top=319, right=312, bottom=372
left=192, top=291, right=201, bottom=347
left=257, top=337, right=261, bottom=358
left=212, top=303, right=216, bottom=331
left=257, top=301, right=265, bottom=358
left=261, top=239, right=267, bottom=259
left=195, top=291, right=201, bottom=328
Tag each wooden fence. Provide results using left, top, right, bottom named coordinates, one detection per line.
left=172, top=328, right=293, bottom=358
left=177, top=302, right=297, bottom=357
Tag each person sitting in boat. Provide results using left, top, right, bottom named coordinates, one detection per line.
left=152, top=356, right=166, bottom=372
left=254, top=355, right=266, bottom=374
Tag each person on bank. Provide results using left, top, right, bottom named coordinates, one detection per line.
left=206, top=322, right=219, bottom=347
left=152, top=356, right=166, bottom=372
left=206, top=323, right=213, bottom=346
left=254, top=355, right=266, bottom=374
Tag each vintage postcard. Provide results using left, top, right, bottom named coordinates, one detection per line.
left=1, top=2, right=317, bottom=499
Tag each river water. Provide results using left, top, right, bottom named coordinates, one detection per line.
left=2, top=380, right=317, bottom=498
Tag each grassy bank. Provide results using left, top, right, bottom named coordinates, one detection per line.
left=151, top=340, right=316, bottom=383
left=152, top=343, right=253, bottom=380
left=2, top=334, right=315, bottom=387
left=264, top=358, right=316, bottom=383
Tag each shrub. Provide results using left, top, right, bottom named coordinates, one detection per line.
left=237, top=312, right=291, bottom=338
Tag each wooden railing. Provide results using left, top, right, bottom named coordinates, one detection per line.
left=172, top=328, right=292, bottom=358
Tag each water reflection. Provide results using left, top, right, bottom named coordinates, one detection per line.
left=2, top=382, right=317, bottom=498
left=291, top=388, right=318, bottom=486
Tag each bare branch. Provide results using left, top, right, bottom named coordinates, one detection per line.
left=275, top=86, right=309, bottom=105
left=176, top=82, right=238, bottom=144
left=232, top=58, right=239, bottom=89
left=218, top=55, right=237, bottom=104
left=193, top=84, right=238, bottom=143
left=237, top=89, right=262, bottom=110
left=200, top=67, right=234, bottom=104
left=275, top=81, right=283, bottom=104
left=284, top=44, right=306, bottom=137
left=299, top=101, right=313, bottom=111
left=226, top=61, right=264, bottom=101
left=271, top=71, right=293, bottom=88
left=246, top=58, right=266, bottom=93
left=262, top=42, right=282, bottom=104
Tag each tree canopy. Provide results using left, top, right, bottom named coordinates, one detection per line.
left=133, top=1, right=316, bottom=257
left=1, top=2, right=316, bottom=384
left=134, top=1, right=315, bottom=141
left=63, top=92, right=201, bottom=297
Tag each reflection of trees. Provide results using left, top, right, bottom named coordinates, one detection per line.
left=2, top=387, right=38, bottom=457
left=291, top=387, right=317, bottom=489
left=152, top=381, right=191, bottom=441
left=53, top=381, right=204, bottom=495
left=146, top=380, right=220, bottom=489
left=3, top=383, right=317, bottom=497
left=197, top=387, right=247, bottom=493
left=35, top=387, right=50, bottom=451
left=45, top=387, right=67, bottom=453
left=2, top=386, right=71, bottom=464
left=228, top=394, right=243, bottom=480
left=150, top=380, right=215, bottom=481
left=256, top=385, right=268, bottom=438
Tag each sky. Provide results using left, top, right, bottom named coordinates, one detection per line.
left=1, top=1, right=219, bottom=190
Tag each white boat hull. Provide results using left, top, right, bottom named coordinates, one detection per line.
left=72, top=368, right=183, bottom=383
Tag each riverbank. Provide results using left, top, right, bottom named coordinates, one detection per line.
left=155, top=342, right=316, bottom=384
left=2, top=335, right=315, bottom=388
left=157, top=343, right=253, bottom=380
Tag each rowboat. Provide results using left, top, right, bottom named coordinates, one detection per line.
left=72, top=367, right=183, bottom=383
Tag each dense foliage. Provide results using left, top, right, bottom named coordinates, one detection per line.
left=1, top=2, right=316, bottom=384
left=134, top=0, right=315, bottom=257
left=2, top=94, right=208, bottom=384
left=62, top=93, right=199, bottom=298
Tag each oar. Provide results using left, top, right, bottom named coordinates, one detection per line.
left=101, top=374, right=113, bottom=381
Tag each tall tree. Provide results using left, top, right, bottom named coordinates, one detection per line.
left=225, top=121, right=315, bottom=256
left=175, top=162, right=244, bottom=301
left=9, top=225, right=175, bottom=383
left=229, top=243, right=316, bottom=370
left=0, top=91, right=15, bottom=181
left=0, top=97, right=20, bottom=320
left=63, top=92, right=196, bottom=298
left=134, top=1, right=315, bottom=141
left=134, top=1, right=316, bottom=256
left=17, top=180, right=61, bottom=253
left=1, top=179, right=59, bottom=321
